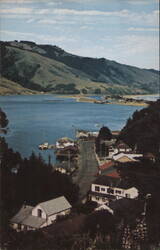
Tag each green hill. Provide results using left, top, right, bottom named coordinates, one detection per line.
left=0, top=40, right=159, bottom=95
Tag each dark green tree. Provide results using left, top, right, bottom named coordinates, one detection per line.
left=0, top=108, right=8, bottom=128
left=95, top=126, right=112, bottom=156
left=119, top=99, right=160, bottom=154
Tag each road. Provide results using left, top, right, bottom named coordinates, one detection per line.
left=73, top=139, right=99, bottom=201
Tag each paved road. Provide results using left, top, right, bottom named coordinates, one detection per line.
left=73, top=139, right=99, bottom=200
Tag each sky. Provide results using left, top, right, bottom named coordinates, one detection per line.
left=0, top=0, right=159, bottom=69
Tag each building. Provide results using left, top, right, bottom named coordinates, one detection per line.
left=115, top=140, right=132, bottom=153
left=89, top=176, right=138, bottom=205
left=56, top=137, right=75, bottom=149
left=76, top=130, right=98, bottom=139
left=98, top=160, right=115, bottom=175
left=10, top=196, right=72, bottom=232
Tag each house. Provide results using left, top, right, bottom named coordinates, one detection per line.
left=115, top=140, right=132, bottom=153
left=113, top=153, right=143, bottom=163
left=89, top=176, right=138, bottom=205
left=10, top=196, right=72, bottom=232
left=76, top=130, right=98, bottom=139
left=56, top=137, right=75, bottom=149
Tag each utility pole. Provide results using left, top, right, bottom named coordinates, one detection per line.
left=68, top=150, right=71, bottom=171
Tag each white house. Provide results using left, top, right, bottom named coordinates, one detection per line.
left=10, top=196, right=72, bottom=232
left=89, top=176, right=138, bottom=205
left=56, top=137, right=75, bottom=149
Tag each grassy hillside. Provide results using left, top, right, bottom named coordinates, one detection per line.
left=0, top=77, right=40, bottom=95
left=0, top=41, right=159, bottom=95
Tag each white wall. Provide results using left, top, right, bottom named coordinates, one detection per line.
left=124, top=187, right=138, bottom=199
left=32, top=205, right=47, bottom=219
left=92, top=184, right=124, bottom=197
left=91, top=184, right=138, bottom=199
left=47, top=209, right=70, bottom=225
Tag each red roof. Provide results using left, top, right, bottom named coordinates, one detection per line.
left=99, top=161, right=114, bottom=170
left=106, top=171, right=120, bottom=178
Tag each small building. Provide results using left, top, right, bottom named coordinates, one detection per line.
left=56, top=137, right=75, bottom=149
left=89, top=176, right=138, bottom=205
left=39, top=142, right=49, bottom=150
left=76, top=130, right=98, bottom=139
left=116, top=140, right=132, bottom=153
left=10, top=196, right=72, bottom=232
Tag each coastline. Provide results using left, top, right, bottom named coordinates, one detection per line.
left=0, top=93, right=157, bottom=107
left=56, top=94, right=150, bottom=106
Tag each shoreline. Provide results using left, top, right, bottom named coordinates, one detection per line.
left=0, top=93, right=157, bottom=107
left=56, top=94, right=150, bottom=106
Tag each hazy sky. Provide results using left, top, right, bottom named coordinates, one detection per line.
left=0, top=0, right=159, bottom=69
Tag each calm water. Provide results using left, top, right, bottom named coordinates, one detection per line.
left=0, top=95, right=144, bottom=163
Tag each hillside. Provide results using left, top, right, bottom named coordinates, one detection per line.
left=0, top=77, right=40, bottom=95
left=0, top=40, right=159, bottom=95
left=119, top=99, right=160, bottom=154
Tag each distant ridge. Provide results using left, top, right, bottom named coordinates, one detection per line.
left=0, top=40, right=159, bottom=95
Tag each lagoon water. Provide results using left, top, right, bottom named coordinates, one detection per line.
left=0, top=95, right=144, bottom=162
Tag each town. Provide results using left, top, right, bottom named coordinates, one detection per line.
left=1, top=99, right=160, bottom=250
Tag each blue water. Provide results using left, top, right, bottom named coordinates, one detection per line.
left=0, top=95, right=143, bottom=163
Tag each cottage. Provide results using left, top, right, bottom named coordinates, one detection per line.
left=89, top=176, right=138, bottom=205
left=10, top=196, right=72, bottom=232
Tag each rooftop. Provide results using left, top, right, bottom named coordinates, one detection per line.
left=93, top=175, right=131, bottom=189
left=99, top=160, right=115, bottom=170
left=11, top=205, right=33, bottom=224
left=113, top=153, right=143, bottom=162
left=39, top=196, right=71, bottom=216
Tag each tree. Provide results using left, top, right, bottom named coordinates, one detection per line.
left=0, top=108, right=8, bottom=128
left=84, top=210, right=115, bottom=236
left=119, top=100, right=160, bottom=154
left=98, top=126, right=112, bottom=141
left=95, top=126, right=112, bottom=156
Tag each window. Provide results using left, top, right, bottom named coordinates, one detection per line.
left=115, top=190, right=121, bottom=194
left=102, top=198, right=106, bottom=202
left=107, top=188, right=114, bottom=194
left=18, top=224, right=21, bottom=230
left=101, top=188, right=106, bottom=192
left=95, top=186, right=100, bottom=192
left=95, top=196, right=99, bottom=200
left=38, top=209, right=42, bottom=217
